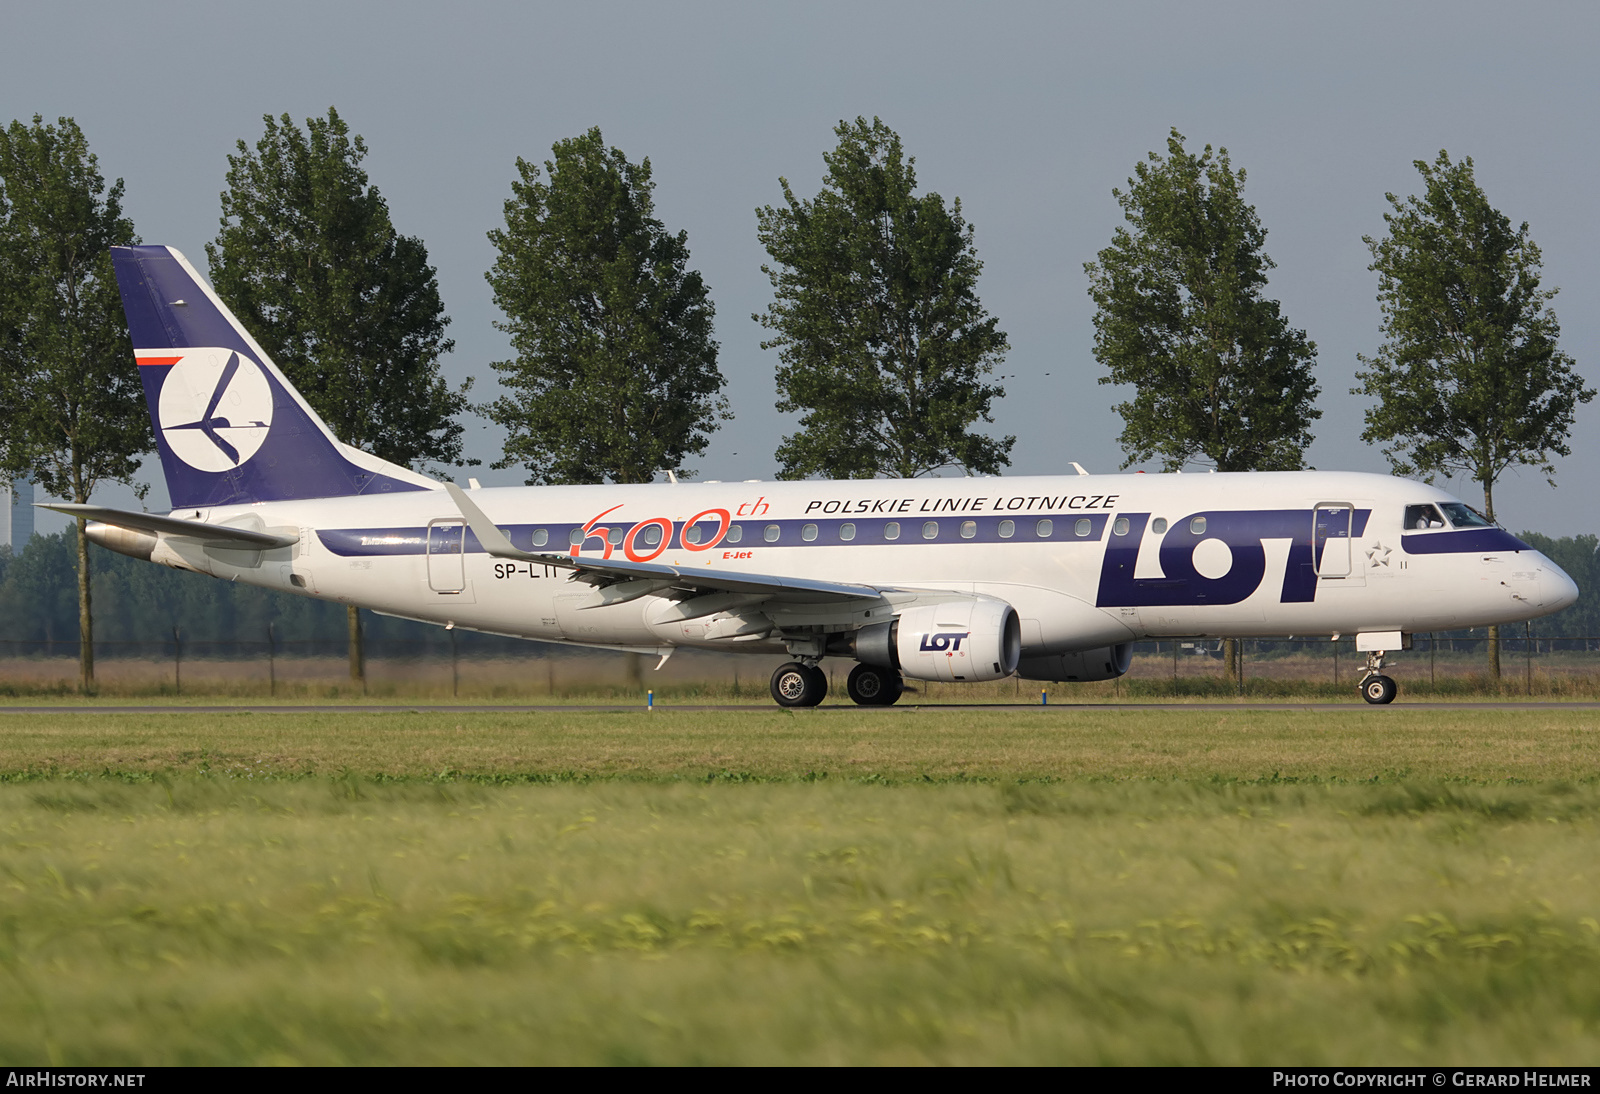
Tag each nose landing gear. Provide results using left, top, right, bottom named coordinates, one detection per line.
left=1359, top=650, right=1398, bottom=705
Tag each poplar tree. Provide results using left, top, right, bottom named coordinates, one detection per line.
left=0, top=115, right=149, bottom=691
left=1355, top=150, right=1593, bottom=679
left=209, top=107, right=471, bottom=683
left=486, top=127, right=726, bottom=485
left=756, top=117, right=1011, bottom=480
left=1085, top=128, right=1320, bottom=474
left=1356, top=152, right=1590, bottom=527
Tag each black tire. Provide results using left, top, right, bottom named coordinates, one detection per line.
left=847, top=663, right=903, bottom=706
left=1361, top=674, right=1398, bottom=705
left=804, top=663, right=829, bottom=705
left=771, top=661, right=827, bottom=707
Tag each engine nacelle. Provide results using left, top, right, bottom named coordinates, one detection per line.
left=893, top=598, right=1021, bottom=682
left=1017, top=643, right=1133, bottom=682
left=85, top=521, right=157, bottom=561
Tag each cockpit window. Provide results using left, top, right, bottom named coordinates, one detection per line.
left=1438, top=502, right=1495, bottom=528
left=1404, top=504, right=1446, bottom=530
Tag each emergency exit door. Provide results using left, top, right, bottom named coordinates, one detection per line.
left=1314, top=504, right=1352, bottom=577
left=427, top=519, right=465, bottom=592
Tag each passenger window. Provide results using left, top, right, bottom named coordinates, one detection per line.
left=532, top=528, right=548, bottom=547
left=644, top=525, right=662, bottom=545
left=1404, top=504, right=1447, bottom=530
left=725, top=524, right=742, bottom=544
left=999, top=519, right=1014, bottom=539
left=569, top=527, right=584, bottom=545
left=1037, top=519, right=1053, bottom=538
left=1112, top=517, right=1129, bottom=536
left=884, top=522, right=900, bottom=541
left=1075, top=518, right=1091, bottom=537
left=802, top=523, right=818, bottom=542
left=960, top=520, right=976, bottom=539
left=1151, top=517, right=1168, bottom=534
left=923, top=521, right=938, bottom=540
left=685, top=525, right=702, bottom=544
left=840, top=523, right=856, bottom=542
left=1190, top=517, right=1207, bottom=535
left=763, top=524, right=780, bottom=543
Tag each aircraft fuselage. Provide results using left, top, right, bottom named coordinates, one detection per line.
left=143, top=469, right=1569, bottom=658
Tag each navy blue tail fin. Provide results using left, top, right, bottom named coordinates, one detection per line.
left=111, top=245, right=433, bottom=511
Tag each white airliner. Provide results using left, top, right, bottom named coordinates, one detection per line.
left=49, top=245, right=1580, bottom=707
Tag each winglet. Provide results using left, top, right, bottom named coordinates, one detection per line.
left=444, top=481, right=542, bottom=561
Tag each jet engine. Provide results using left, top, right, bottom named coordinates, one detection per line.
left=1017, top=643, right=1133, bottom=682
left=85, top=521, right=157, bottom=561
left=851, top=597, right=1021, bottom=682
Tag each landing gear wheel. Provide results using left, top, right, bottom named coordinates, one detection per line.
left=771, top=662, right=828, bottom=708
left=1361, top=674, right=1398, bottom=705
left=847, top=663, right=903, bottom=706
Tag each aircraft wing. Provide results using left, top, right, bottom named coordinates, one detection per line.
left=445, top=483, right=880, bottom=605
left=39, top=503, right=300, bottom=549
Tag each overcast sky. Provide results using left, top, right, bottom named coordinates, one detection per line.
left=5, top=1, right=1598, bottom=537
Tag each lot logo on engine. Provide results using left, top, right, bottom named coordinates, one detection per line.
left=919, top=631, right=969, bottom=652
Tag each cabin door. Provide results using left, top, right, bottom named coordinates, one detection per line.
left=1313, top=504, right=1352, bottom=578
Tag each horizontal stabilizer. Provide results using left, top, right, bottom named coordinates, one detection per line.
left=444, top=483, right=879, bottom=605
left=40, top=503, right=299, bottom=549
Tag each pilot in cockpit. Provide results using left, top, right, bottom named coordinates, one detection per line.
left=1405, top=504, right=1447, bottom=530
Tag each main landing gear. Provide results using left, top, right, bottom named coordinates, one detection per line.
left=768, top=662, right=905, bottom=707
left=846, top=663, right=903, bottom=706
left=770, top=662, right=828, bottom=708
left=1359, top=650, right=1398, bottom=705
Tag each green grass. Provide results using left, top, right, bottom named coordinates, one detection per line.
left=3, top=709, right=1600, bottom=1064
left=2, top=707, right=1599, bottom=781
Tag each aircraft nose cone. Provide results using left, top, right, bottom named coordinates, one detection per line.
left=1546, top=564, right=1580, bottom=612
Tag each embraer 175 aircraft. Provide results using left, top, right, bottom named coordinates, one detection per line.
left=50, top=245, right=1580, bottom=707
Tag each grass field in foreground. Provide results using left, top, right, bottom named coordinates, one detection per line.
left=2, top=707, right=1599, bottom=781
left=2, top=709, right=1599, bottom=1065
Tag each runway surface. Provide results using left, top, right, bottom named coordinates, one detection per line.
left=5, top=702, right=1600, bottom=714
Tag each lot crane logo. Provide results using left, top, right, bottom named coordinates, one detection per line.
left=156, top=350, right=274, bottom=472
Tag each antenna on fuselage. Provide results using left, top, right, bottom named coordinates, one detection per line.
left=1070, top=462, right=1089, bottom=476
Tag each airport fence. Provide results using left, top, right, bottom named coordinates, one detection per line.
left=0, top=626, right=1597, bottom=699
left=1132, top=631, right=1600, bottom=698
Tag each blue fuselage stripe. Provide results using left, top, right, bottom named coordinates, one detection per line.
left=1400, top=528, right=1530, bottom=554
left=318, top=510, right=1528, bottom=562
left=319, top=514, right=1117, bottom=557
